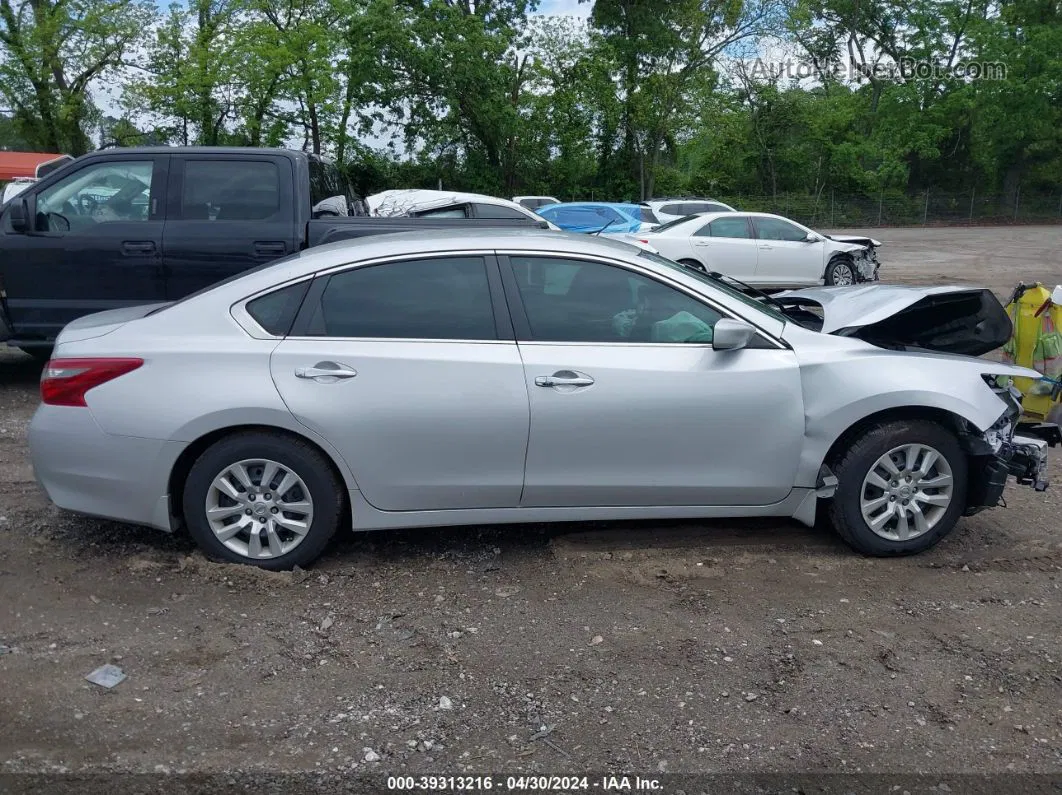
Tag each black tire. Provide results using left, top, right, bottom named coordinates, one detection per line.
left=678, top=258, right=707, bottom=273
left=824, top=257, right=856, bottom=286
left=827, top=419, right=968, bottom=556
left=18, top=346, right=53, bottom=362
left=182, top=431, right=344, bottom=570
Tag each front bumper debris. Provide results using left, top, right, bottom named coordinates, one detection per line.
left=1006, top=434, right=1050, bottom=491
left=964, top=429, right=1051, bottom=515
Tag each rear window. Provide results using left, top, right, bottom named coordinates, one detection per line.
left=245, top=280, right=311, bottom=336
left=308, top=158, right=361, bottom=216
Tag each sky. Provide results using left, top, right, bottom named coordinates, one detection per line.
left=534, top=0, right=592, bottom=17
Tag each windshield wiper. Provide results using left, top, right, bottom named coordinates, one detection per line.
left=700, top=269, right=790, bottom=312
left=591, top=219, right=623, bottom=236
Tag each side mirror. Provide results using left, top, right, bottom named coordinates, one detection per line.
left=712, top=318, right=757, bottom=351
left=8, top=198, right=28, bottom=233
left=804, top=232, right=823, bottom=243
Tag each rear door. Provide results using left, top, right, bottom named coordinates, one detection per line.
left=268, top=254, right=530, bottom=511
left=1, top=154, right=167, bottom=342
left=690, top=215, right=759, bottom=279
left=161, top=154, right=299, bottom=300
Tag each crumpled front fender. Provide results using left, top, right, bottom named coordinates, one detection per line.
left=786, top=325, right=1026, bottom=487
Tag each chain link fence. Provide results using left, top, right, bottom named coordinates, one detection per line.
left=719, top=189, right=1062, bottom=228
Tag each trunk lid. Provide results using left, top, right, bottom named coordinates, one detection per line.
left=55, top=303, right=171, bottom=344
left=774, top=285, right=1012, bottom=356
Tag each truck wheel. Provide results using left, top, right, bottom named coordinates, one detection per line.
left=182, top=431, right=344, bottom=570
left=825, top=258, right=855, bottom=286
left=827, top=419, right=967, bottom=556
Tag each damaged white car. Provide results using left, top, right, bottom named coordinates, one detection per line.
left=626, top=211, right=879, bottom=288
left=27, top=232, right=1046, bottom=569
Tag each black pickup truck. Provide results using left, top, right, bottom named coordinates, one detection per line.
left=0, top=147, right=547, bottom=356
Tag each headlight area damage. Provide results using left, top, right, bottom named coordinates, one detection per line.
left=960, top=376, right=1050, bottom=513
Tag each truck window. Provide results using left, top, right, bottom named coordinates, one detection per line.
left=34, top=160, right=154, bottom=232
left=181, top=160, right=280, bottom=221
left=308, top=157, right=358, bottom=216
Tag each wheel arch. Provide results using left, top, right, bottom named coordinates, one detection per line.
left=821, top=406, right=971, bottom=471
left=823, top=251, right=855, bottom=282
left=168, top=424, right=355, bottom=529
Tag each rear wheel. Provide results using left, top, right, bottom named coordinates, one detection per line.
left=825, top=257, right=856, bottom=286
left=827, top=420, right=967, bottom=556
left=182, top=431, right=343, bottom=569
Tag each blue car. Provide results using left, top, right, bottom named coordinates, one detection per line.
left=536, top=202, right=657, bottom=235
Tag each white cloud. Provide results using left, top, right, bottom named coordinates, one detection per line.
left=533, top=0, right=591, bottom=17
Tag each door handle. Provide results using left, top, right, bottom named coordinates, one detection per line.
left=255, top=241, right=287, bottom=256
left=295, top=362, right=357, bottom=381
left=759, top=245, right=774, bottom=250
left=535, top=371, right=594, bottom=388
left=122, top=241, right=156, bottom=255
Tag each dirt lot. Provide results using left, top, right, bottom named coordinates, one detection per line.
left=1, top=225, right=1061, bottom=792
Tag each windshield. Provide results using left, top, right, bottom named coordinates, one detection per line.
left=637, top=250, right=789, bottom=324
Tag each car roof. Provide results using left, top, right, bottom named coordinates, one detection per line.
left=367, top=189, right=525, bottom=210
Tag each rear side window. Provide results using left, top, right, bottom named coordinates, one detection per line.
left=306, top=257, right=497, bottom=340
left=659, top=203, right=684, bottom=216
left=686, top=202, right=730, bottom=214
left=246, top=280, right=310, bottom=335
left=181, top=160, right=280, bottom=221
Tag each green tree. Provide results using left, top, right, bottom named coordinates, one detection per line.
left=0, top=0, right=154, bottom=154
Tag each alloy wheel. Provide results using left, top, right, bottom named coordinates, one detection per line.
left=859, top=443, right=954, bottom=541
left=205, top=458, right=315, bottom=560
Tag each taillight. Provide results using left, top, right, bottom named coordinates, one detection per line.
left=637, top=239, right=649, bottom=244
left=40, top=358, right=144, bottom=407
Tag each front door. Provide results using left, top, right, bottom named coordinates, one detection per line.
left=690, top=215, right=759, bottom=280
left=269, top=254, right=530, bottom=512
left=501, top=254, right=805, bottom=507
left=162, top=154, right=298, bottom=299
left=2, top=155, right=167, bottom=341
left=751, top=216, right=824, bottom=286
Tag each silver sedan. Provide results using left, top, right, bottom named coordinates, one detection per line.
left=28, top=230, right=1049, bottom=569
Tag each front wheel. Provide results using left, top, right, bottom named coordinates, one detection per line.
left=827, top=420, right=967, bottom=556
left=182, top=431, right=344, bottom=569
left=825, top=258, right=856, bottom=286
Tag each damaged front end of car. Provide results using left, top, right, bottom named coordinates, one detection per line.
left=961, top=376, right=1051, bottom=515
left=852, top=246, right=880, bottom=282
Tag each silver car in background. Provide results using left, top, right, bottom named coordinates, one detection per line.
left=28, top=230, right=1048, bottom=569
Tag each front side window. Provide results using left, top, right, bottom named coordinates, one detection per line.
left=35, top=160, right=154, bottom=232
left=181, top=160, right=281, bottom=221
left=695, top=216, right=751, bottom=238
left=474, top=203, right=530, bottom=220
left=416, top=205, right=469, bottom=218
left=510, top=256, right=722, bottom=344
left=306, top=256, right=497, bottom=340
left=753, top=217, right=807, bottom=242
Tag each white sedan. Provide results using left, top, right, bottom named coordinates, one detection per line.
left=626, top=212, right=879, bottom=288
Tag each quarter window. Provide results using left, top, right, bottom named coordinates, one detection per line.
left=307, top=257, right=497, bottom=340
left=35, top=160, right=155, bottom=232
left=753, top=217, right=807, bottom=242
left=510, top=256, right=722, bottom=344
left=181, top=160, right=280, bottom=221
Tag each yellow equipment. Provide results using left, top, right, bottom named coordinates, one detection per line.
left=1000, top=282, right=1062, bottom=429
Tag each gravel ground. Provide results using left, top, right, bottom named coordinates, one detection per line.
left=1, top=225, right=1061, bottom=793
